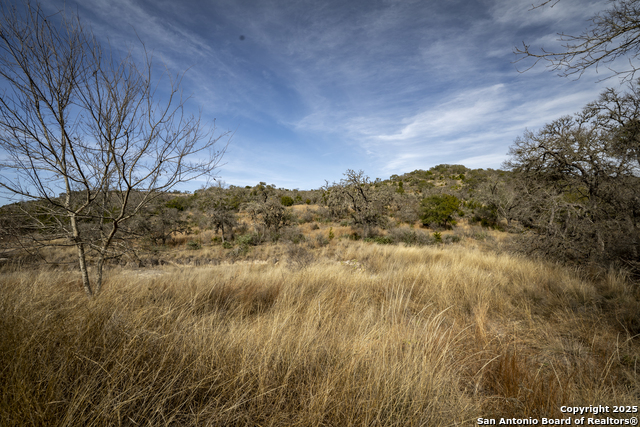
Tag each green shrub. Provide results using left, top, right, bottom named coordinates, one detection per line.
left=222, top=241, right=233, bottom=249
left=165, top=197, right=186, bottom=211
left=186, top=240, right=201, bottom=250
left=236, top=233, right=257, bottom=247
left=433, top=232, right=442, bottom=244
left=421, top=194, right=462, bottom=228
left=364, top=236, right=393, bottom=245
left=280, top=196, right=294, bottom=206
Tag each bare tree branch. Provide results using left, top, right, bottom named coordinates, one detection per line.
left=515, top=0, right=640, bottom=81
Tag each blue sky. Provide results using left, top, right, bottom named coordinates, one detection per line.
left=38, top=0, right=618, bottom=190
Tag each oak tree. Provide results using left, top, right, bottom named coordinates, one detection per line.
left=505, top=84, right=640, bottom=264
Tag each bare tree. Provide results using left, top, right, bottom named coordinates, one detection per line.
left=128, top=196, right=189, bottom=246
left=515, top=0, right=640, bottom=81
left=323, top=170, right=390, bottom=237
left=478, top=176, right=520, bottom=227
left=244, top=198, right=291, bottom=233
left=0, top=2, right=229, bottom=296
left=199, top=183, right=238, bottom=243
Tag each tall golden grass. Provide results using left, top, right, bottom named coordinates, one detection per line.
left=1, top=241, right=638, bottom=426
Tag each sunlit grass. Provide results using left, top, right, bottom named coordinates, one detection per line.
left=1, top=241, right=638, bottom=426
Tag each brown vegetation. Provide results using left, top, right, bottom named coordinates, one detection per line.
left=1, top=239, right=638, bottom=426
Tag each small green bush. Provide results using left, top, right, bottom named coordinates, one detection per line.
left=165, top=197, right=186, bottom=211
left=364, top=236, right=393, bottom=245
left=433, top=232, right=442, bottom=244
left=281, top=196, right=294, bottom=206
left=187, top=240, right=201, bottom=250
left=236, top=233, right=257, bottom=247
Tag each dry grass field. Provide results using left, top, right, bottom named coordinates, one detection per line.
left=1, top=236, right=639, bottom=426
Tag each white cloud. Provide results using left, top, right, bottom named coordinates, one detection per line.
left=456, top=153, right=507, bottom=169
left=376, top=84, right=508, bottom=142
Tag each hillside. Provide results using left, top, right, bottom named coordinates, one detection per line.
left=0, top=164, right=511, bottom=267
left=1, top=162, right=639, bottom=425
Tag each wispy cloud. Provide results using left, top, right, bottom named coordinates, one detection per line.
left=376, top=85, right=509, bottom=142
left=37, top=0, right=619, bottom=189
